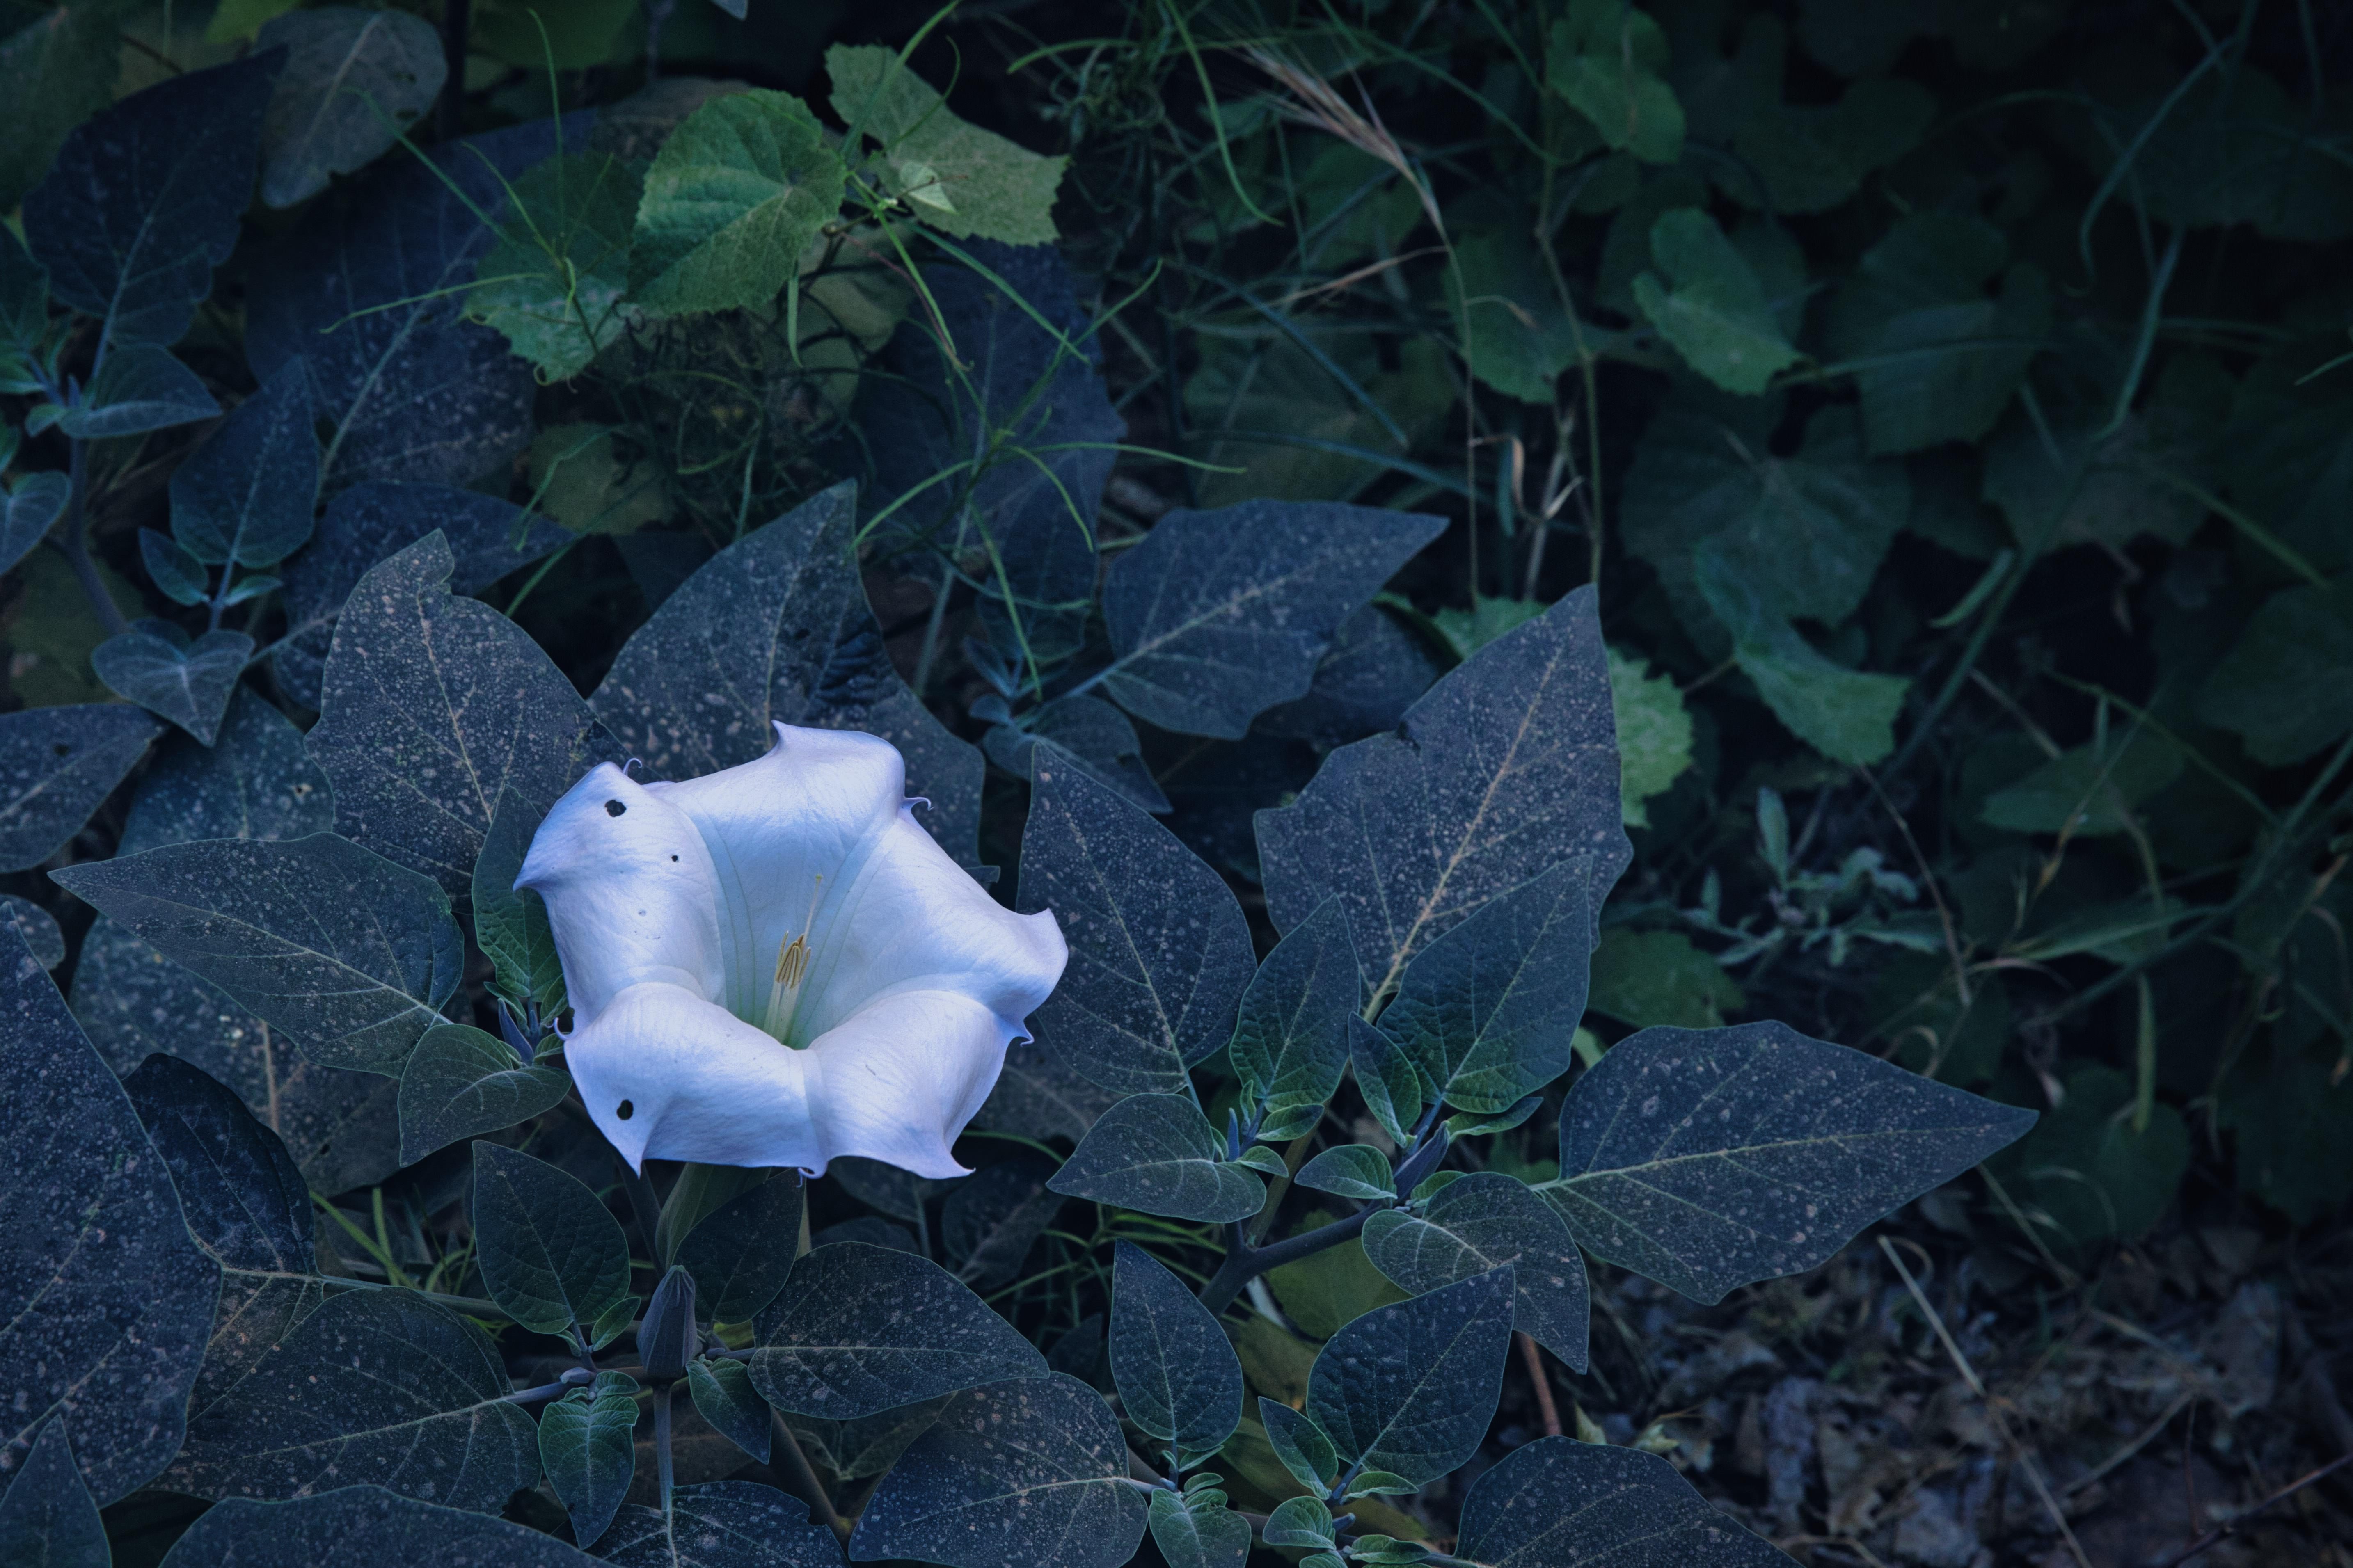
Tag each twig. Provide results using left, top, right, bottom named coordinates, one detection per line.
left=2148, top=1453, right=2353, bottom=1567
left=769, top=1409, right=850, bottom=1542
left=1878, top=1236, right=2093, bottom=1568
left=1517, top=1331, right=1562, bottom=1439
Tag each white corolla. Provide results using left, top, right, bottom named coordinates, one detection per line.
left=517, top=723, right=1067, bottom=1179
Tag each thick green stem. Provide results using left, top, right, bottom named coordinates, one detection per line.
left=1196, top=1205, right=1375, bottom=1319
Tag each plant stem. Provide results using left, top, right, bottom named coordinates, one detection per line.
left=1196, top=1205, right=1376, bottom=1318
left=769, top=1410, right=851, bottom=1541
left=55, top=441, right=129, bottom=638
left=654, top=1382, right=675, bottom=1517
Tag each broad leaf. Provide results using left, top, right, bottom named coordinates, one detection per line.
left=1730, top=75, right=1936, bottom=217
left=1257, top=587, right=1629, bottom=1008
left=1980, top=729, right=2183, bottom=837
left=1259, top=1399, right=1339, bottom=1493
left=592, top=482, right=984, bottom=868
left=0, top=895, right=61, bottom=970
left=1364, top=1173, right=1590, bottom=1370
left=1110, top=1241, right=1244, bottom=1464
left=1449, top=227, right=1583, bottom=405
left=2197, top=578, right=2353, bottom=767
left=1547, top=2, right=1684, bottom=164
left=1097, top=500, right=1444, bottom=738
left=687, top=1358, right=772, bottom=1465
left=467, top=153, right=642, bottom=379
left=0, top=929, right=220, bottom=1506
left=1989, top=1064, right=2187, bottom=1248
left=1230, top=898, right=1358, bottom=1125
left=471, top=1143, right=633, bottom=1338
left=472, top=789, right=567, bottom=1016
left=245, top=118, right=566, bottom=491
left=307, top=530, right=612, bottom=895
left=783, top=1398, right=948, bottom=1483
left=49, top=343, right=217, bottom=437
left=0, top=703, right=158, bottom=871
left=941, top=1158, right=1063, bottom=1291
left=52, top=832, right=465, bottom=1073
left=972, top=1040, right=1120, bottom=1144
left=0, top=471, right=71, bottom=578
left=1376, top=858, right=1596, bottom=1114
left=1609, top=648, right=1695, bottom=828
left=396, top=1024, right=570, bottom=1164
left=1048, top=1092, right=1266, bottom=1224
left=1147, top=1485, right=1253, bottom=1568
left=92, top=627, right=254, bottom=746
left=1694, top=551, right=1910, bottom=766
left=169, top=357, right=318, bottom=568
left=983, top=693, right=1169, bottom=815
left=675, top=1172, right=805, bottom=1323
left=600, top=1480, right=846, bottom=1568
left=1306, top=1269, right=1513, bottom=1488
left=23, top=51, right=280, bottom=348
left=71, top=918, right=399, bottom=1198
left=272, top=480, right=569, bottom=710
left=851, top=1374, right=1149, bottom=1568
left=1258, top=604, right=1440, bottom=750
left=0, top=0, right=119, bottom=214
left=862, top=242, right=1122, bottom=665
left=0, top=1417, right=106, bottom=1568
left=1016, top=761, right=1254, bottom=1093
left=169, top=1289, right=540, bottom=1509
left=1350, top=1017, right=1426, bottom=1147
left=1454, top=1437, right=1792, bottom=1566
left=750, top=1242, right=1046, bottom=1418
left=1545, top=1020, right=2037, bottom=1303
left=1633, top=209, right=1798, bottom=395
left=157, top=1486, right=597, bottom=1567
left=827, top=44, right=1067, bottom=244
left=1295, top=1144, right=1395, bottom=1202
left=629, top=89, right=846, bottom=315
left=538, top=1371, right=639, bottom=1550
left=256, top=7, right=446, bottom=208
left=1587, top=928, right=1745, bottom=1030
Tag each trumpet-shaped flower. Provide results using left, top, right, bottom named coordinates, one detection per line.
left=517, top=724, right=1067, bottom=1178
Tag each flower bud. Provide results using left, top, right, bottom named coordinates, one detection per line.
left=640, top=1264, right=697, bottom=1382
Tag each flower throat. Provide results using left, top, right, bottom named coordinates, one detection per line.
left=760, top=873, right=824, bottom=1043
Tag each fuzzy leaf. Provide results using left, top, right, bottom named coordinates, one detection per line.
left=1048, top=1093, right=1266, bottom=1223
left=538, top=1371, right=638, bottom=1550
left=93, top=629, right=254, bottom=747
left=687, top=1358, right=771, bottom=1465
left=51, top=343, right=217, bottom=437
left=629, top=89, right=845, bottom=315
left=1110, top=1241, right=1244, bottom=1464
left=472, top=1143, right=633, bottom=1337
left=1364, top=1172, right=1590, bottom=1370
left=396, top=1024, right=570, bottom=1164
left=1307, top=1270, right=1513, bottom=1487
left=1295, top=1144, right=1396, bottom=1202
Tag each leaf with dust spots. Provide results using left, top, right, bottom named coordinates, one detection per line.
left=1454, top=1437, right=1793, bottom=1565
left=1364, top=1172, right=1591, bottom=1371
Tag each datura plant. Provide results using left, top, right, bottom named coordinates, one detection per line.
left=0, top=22, right=2046, bottom=1568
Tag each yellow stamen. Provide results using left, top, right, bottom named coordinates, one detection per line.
left=761, top=874, right=825, bottom=1040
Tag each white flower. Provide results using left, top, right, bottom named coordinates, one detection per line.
left=517, top=723, right=1067, bottom=1178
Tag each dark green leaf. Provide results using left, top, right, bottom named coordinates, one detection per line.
left=170, top=358, right=317, bottom=568
left=1306, top=1270, right=1513, bottom=1487
left=1110, top=1241, right=1243, bottom=1464
left=539, top=1371, right=639, bottom=1550
left=52, top=832, right=464, bottom=1073
left=169, top=1289, right=538, bottom=1508
left=629, top=89, right=845, bottom=315
left=1377, top=859, right=1595, bottom=1114
left=1259, top=1399, right=1339, bottom=1493
left=23, top=51, right=280, bottom=348
left=750, top=1242, right=1046, bottom=1418
left=1695, top=551, right=1909, bottom=766
left=0, top=1417, right=106, bottom=1568
left=245, top=121, right=556, bottom=491
left=941, top=1158, right=1062, bottom=1291
left=1449, top=228, right=1582, bottom=405
left=1731, top=75, right=1936, bottom=216
left=1049, top=1093, right=1266, bottom=1223
left=0, top=703, right=158, bottom=871
left=850, top=1374, right=1148, bottom=1568
left=591, top=482, right=984, bottom=868
left=396, top=1024, right=570, bottom=1164
left=1633, top=209, right=1798, bottom=396
left=1257, top=587, right=1629, bottom=1009
left=1147, top=1485, right=1252, bottom=1568
left=1264, top=1495, right=1337, bottom=1548
left=307, top=530, right=613, bottom=896
left=1017, top=760, right=1254, bottom=1093
left=467, top=153, right=642, bottom=379
left=1364, top=1172, right=1590, bottom=1370
left=124, top=1054, right=310, bottom=1275
left=0, top=0, right=119, bottom=214
left=1296, top=1144, right=1395, bottom=1202
left=688, top=1358, right=771, bottom=1465
left=92, top=628, right=253, bottom=746
left=1547, top=5, right=1684, bottom=164
left=1258, top=605, right=1440, bottom=750
left=600, top=1481, right=845, bottom=1568
left=676, top=1172, right=805, bottom=1323
left=1990, top=1065, right=2186, bottom=1247
left=1350, top=1018, right=1426, bottom=1147
left=471, top=1142, right=633, bottom=1337
left=272, top=480, right=568, bottom=711
left=783, top=1399, right=947, bottom=1482
left=256, top=7, right=445, bottom=208
left=0, top=472, right=69, bottom=578
left=50, top=343, right=217, bottom=437
left=1980, top=730, right=2184, bottom=836
left=1547, top=1020, right=2037, bottom=1303
left=1229, top=898, right=1358, bottom=1122
left=157, top=1485, right=597, bottom=1567
left=1586, top=928, right=1746, bottom=1030
left=70, top=915, right=399, bottom=1198
left=2197, top=578, right=2353, bottom=767
left=827, top=44, right=1067, bottom=244
left=1455, top=1437, right=1792, bottom=1566
left=0, top=925, right=220, bottom=1506
left=472, top=789, right=566, bottom=1017
left=1098, top=501, right=1445, bottom=739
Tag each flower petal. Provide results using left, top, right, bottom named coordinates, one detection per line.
left=645, top=724, right=906, bottom=1024
left=518, top=763, right=723, bottom=1019
left=803, top=988, right=1020, bottom=1179
left=796, top=807, right=1067, bottom=1043
left=564, top=981, right=820, bottom=1172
